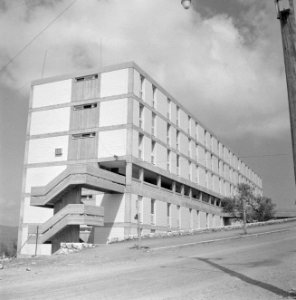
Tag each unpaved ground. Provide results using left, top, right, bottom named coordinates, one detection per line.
left=1, top=221, right=296, bottom=300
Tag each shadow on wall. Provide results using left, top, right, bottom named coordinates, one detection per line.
left=194, top=257, right=290, bottom=298
left=88, top=193, right=124, bottom=244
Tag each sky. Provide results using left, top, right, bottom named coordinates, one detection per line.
left=0, top=0, right=296, bottom=227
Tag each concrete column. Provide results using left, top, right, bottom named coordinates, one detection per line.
left=157, top=175, right=161, bottom=188
left=126, top=162, right=133, bottom=186
left=172, top=181, right=176, bottom=193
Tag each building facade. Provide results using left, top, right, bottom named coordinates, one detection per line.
left=18, top=62, right=263, bottom=255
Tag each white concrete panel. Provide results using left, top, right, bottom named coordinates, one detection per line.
left=23, top=197, right=53, bottom=223
left=192, top=210, right=200, bottom=229
left=200, top=211, right=207, bottom=228
left=212, top=156, right=218, bottom=173
left=179, top=156, right=189, bottom=179
left=133, top=69, right=141, bottom=98
left=170, top=152, right=177, bottom=175
left=212, top=137, right=218, bottom=155
left=205, top=132, right=211, bottom=150
left=25, top=165, right=67, bottom=193
left=32, top=80, right=72, bottom=108
left=213, top=175, right=219, bottom=193
left=189, top=119, right=196, bottom=139
left=142, top=197, right=151, bottom=225
left=143, top=136, right=152, bottom=163
left=100, top=69, right=129, bottom=97
left=28, top=136, right=68, bottom=164
left=143, top=79, right=153, bottom=106
left=98, top=129, right=127, bottom=157
left=132, top=130, right=139, bottom=157
left=180, top=207, right=190, bottom=230
left=190, top=140, right=195, bottom=160
left=170, top=102, right=177, bottom=125
left=133, top=99, right=139, bottom=127
left=179, top=109, right=188, bottom=133
left=198, top=167, right=206, bottom=187
left=30, top=107, right=70, bottom=135
left=170, top=204, right=178, bottom=228
left=179, top=133, right=189, bottom=156
left=197, top=125, right=205, bottom=145
left=170, top=127, right=176, bottom=149
left=198, top=145, right=205, bottom=167
left=155, top=200, right=166, bottom=227
left=156, top=116, right=167, bottom=143
left=95, top=193, right=125, bottom=223
left=218, top=142, right=223, bottom=158
left=21, top=244, right=52, bottom=256
left=99, top=98, right=128, bottom=126
left=155, top=90, right=167, bottom=117
left=143, top=107, right=152, bottom=134
left=190, top=163, right=197, bottom=183
left=155, top=143, right=167, bottom=170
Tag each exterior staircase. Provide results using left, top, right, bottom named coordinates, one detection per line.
left=28, top=204, right=104, bottom=244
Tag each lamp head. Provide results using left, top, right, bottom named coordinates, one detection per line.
left=181, top=0, right=191, bottom=10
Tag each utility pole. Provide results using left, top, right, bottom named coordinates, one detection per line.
left=242, top=198, right=247, bottom=235
left=276, top=0, right=296, bottom=183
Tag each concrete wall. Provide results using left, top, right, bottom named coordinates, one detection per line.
left=100, top=69, right=128, bottom=97
left=155, top=89, right=167, bottom=117
left=98, top=129, right=127, bottom=158
left=32, top=80, right=72, bottom=108
left=30, top=107, right=71, bottom=135
left=27, top=136, right=69, bottom=164
left=25, top=166, right=67, bottom=193
left=99, top=99, right=128, bottom=126
left=22, top=197, right=53, bottom=223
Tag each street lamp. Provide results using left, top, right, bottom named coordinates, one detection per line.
left=181, top=0, right=191, bottom=10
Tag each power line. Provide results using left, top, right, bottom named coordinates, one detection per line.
left=0, top=0, right=78, bottom=74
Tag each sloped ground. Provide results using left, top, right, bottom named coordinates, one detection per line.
left=1, top=221, right=296, bottom=300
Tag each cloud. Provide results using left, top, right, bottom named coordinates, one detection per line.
left=0, top=0, right=288, bottom=138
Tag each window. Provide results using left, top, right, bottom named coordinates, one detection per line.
left=188, top=138, right=191, bottom=157
left=176, top=130, right=180, bottom=150
left=151, top=199, right=156, bottom=225
left=167, top=98, right=171, bottom=119
left=75, top=74, right=98, bottom=81
left=176, top=106, right=179, bottom=125
left=152, top=85, right=156, bottom=107
left=73, top=103, right=97, bottom=110
left=152, top=113, right=156, bottom=136
left=167, top=150, right=171, bottom=171
left=167, top=124, right=171, bottom=145
left=188, top=116, right=191, bottom=134
left=177, top=205, right=181, bottom=228
left=138, top=134, right=144, bottom=159
left=137, top=196, right=143, bottom=224
left=139, top=104, right=144, bottom=129
left=72, top=132, right=96, bottom=139
left=151, top=141, right=156, bottom=164
left=176, top=155, right=180, bottom=175
left=167, top=203, right=171, bottom=227
left=55, top=148, right=62, bottom=157
left=140, top=75, right=145, bottom=98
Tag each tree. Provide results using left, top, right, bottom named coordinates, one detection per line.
left=250, top=196, right=276, bottom=222
left=222, top=183, right=276, bottom=233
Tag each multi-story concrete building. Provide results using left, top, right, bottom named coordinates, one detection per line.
left=18, top=62, right=263, bottom=255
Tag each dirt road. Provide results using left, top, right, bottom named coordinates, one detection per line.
left=1, top=221, right=296, bottom=299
